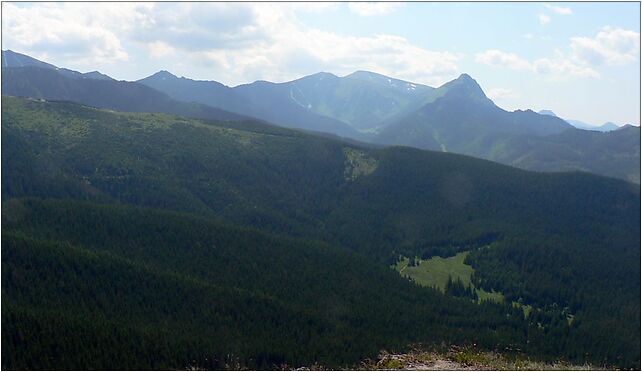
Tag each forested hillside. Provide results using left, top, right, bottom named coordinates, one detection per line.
left=3, top=198, right=537, bottom=370
left=1, top=66, right=248, bottom=122
left=374, top=74, right=640, bottom=183
left=3, top=51, right=639, bottom=183
left=2, top=96, right=640, bottom=369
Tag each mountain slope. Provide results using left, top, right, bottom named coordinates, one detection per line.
left=7, top=197, right=543, bottom=369
left=138, top=70, right=363, bottom=139
left=137, top=70, right=254, bottom=115
left=564, top=118, right=624, bottom=132
left=482, top=126, right=641, bottom=183
left=2, top=50, right=56, bottom=69
left=375, top=75, right=638, bottom=182
left=2, top=50, right=114, bottom=80
left=2, top=96, right=639, bottom=371
left=376, top=74, right=572, bottom=148
left=5, top=96, right=637, bottom=244
left=538, top=109, right=622, bottom=132
left=598, top=122, right=620, bottom=131
left=5, top=51, right=637, bottom=183
left=2, top=66, right=248, bottom=122
left=253, top=70, right=434, bottom=130
left=139, top=69, right=434, bottom=135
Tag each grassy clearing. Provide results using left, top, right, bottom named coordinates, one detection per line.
left=478, top=288, right=505, bottom=303
left=343, top=148, right=378, bottom=180
left=395, top=252, right=472, bottom=290
left=394, top=252, right=549, bottom=319
left=394, top=251, right=504, bottom=304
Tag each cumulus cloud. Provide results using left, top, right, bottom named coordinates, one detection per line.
left=476, top=27, right=638, bottom=79
left=476, top=49, right=598, bottom=78
left=570, top=26, right=640, bottom=66
left=195, top=27, right=461, bottom=86
left=348, top=2, right=403, bottom=17
left=1, top=2, right=137, bottom=65
left=538, top=14, right=551, bottom=25
left=172, top=3, right=460, bottom=85
left=544, top=4, right=573, bottom=15
left=532, top=56, right=599, bottom=78
left=1, top=2, right=459, bottom=85
left=146, top=41, right=175, bottom=58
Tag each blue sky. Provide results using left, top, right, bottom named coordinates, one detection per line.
left=2, top=2, right=640, bottom=125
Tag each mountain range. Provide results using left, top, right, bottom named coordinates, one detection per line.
left=2, top=48, right=640, bottom=370
left=538, top=109, right=623, bottom=132
left=3, top=50, right=638, bottom=183
left=1, top=49, right=113, bottom=81
left=2, top=95, right=639, bottom=369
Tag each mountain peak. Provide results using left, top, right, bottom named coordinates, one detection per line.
left=439, top=73, right=489, bottom=103
left=346, top=70, right=384, bottom=79
left=2, top=49, right=57, bottom=69
left=617, top=124, right=637, bottom=131
left=83, top=71, right=114, bottom=81
left=301, top=71, right=338, bottom=80
left=599, top=122, right=620, bottom=131
left=538, top=109, right=558, bottom=117
left=344, top=71, right=430, bottom=93
left=149, top=70, right=178, bottom=80
left=291, top=71, right=339, bottom=85
left=453, top=73, right=482, bottom=87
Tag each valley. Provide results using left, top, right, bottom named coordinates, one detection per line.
left=1, top=44, right=639, bottom=370
left=1, top=95, right=639, bottom=369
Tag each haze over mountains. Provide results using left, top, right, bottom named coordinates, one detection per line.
left=2, top=47, right=640, bottom=370
left=538, top=109, right=624, bottom=132
left=1, top=49, right=113, bottom=81
left=3, top=50, right=637, bottom=183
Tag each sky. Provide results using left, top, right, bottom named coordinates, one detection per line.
left=2, top=2, right=640, bottom=126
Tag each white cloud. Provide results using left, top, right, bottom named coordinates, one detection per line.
left=487, top=88, right=514, bottom=101
left=475, top=26, right=641, bottom=80
left=570, top=26, right=640, bottom=66
left=476, top=49, right=598, bottom=78
left=195, top=27, right=462, bottom=86
left=544, top=4, right=573, bottom=15
left=0, top=3, right=154, bottom=65
left=348, top=2, right=403, bottom=17
left=538, top=14, right=551, bottom=25
left=532, top=57, right=599, bottom=78
left=146, top=41, right=175, bottom=58
left=475, top=50, right=531, bottom=70
left=2, top=2, right=458, bottom=86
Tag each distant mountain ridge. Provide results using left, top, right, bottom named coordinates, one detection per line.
left=137, top=70, right=363, bottom=139
left=2, top=50, right=114, bottom=81
left=2, top=50, right=639, bottom=182
left=369, top=76, right=638, bottom=182
left=137, top=68, right=438, bottom=138
left=537, top=109, right=623, bottom=132
left=1, top=51, right=252, bottom=123
left=374, top=74, right=572, bottom=153
left=139, top=69, right=435, bottom=131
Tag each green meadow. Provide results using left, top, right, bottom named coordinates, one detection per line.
left=394, top=251, right=504, bottom=303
